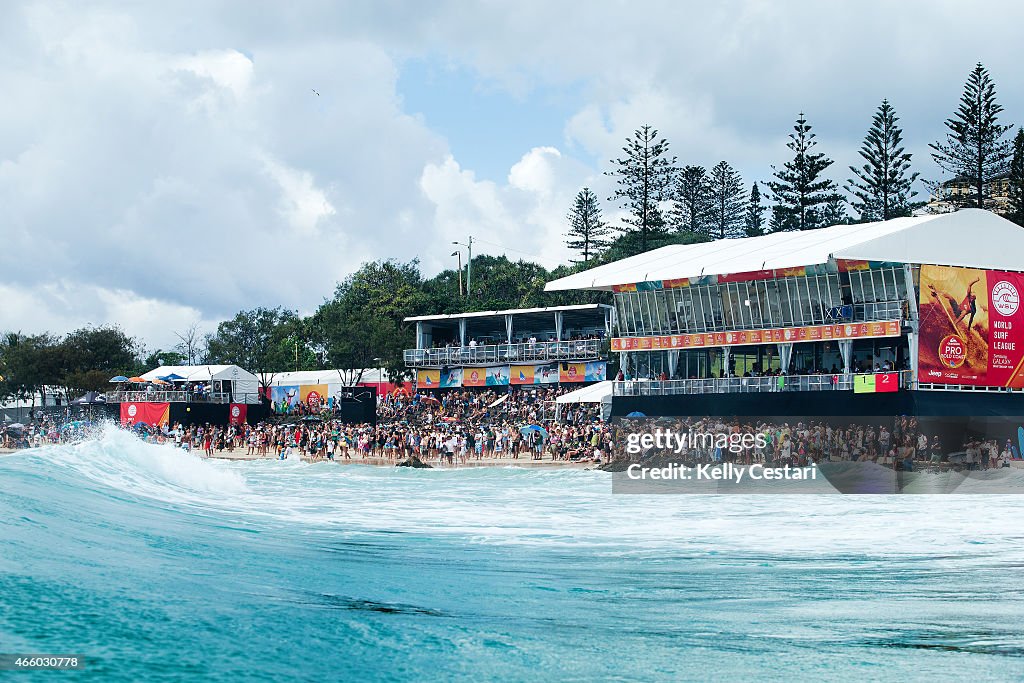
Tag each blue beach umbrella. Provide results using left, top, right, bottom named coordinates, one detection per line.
left=626, top=411, right=647, bottom=418
left=109, top=376, right=129, bottom=383
left=520, top=424, right=549, bottom=438
left=160, top=373, right=186, bottom=381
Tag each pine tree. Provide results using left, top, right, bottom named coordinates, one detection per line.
left=707, top=161, right=746, bottom=239
left=1007, top=130, right=1024, bottom=226
left=670, top=165, right=713, bottom=236
left=930, top=63, right=1014, bottom=209
left=821, top=194, right=849, bottom=226
left=606, top=125, right=677, bottom=252
left=565, top=187, right=612, bottom=262
left=745, top=183, right=765, bottom=236
left=766, top=113, right=840, bottom=231
left=846, top=100, right=919, bottom=221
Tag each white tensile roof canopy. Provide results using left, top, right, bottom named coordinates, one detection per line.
left=140, top=365, right=259, bottom=383
left=545, top=210, right=1024, bottom=292
left=555, top=381, right=613, bottom=404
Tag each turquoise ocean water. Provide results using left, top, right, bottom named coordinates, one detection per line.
left=2, top=428, right=1024, bottom=681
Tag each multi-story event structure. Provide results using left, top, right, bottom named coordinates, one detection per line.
left=545, top=210, right=1024, bottom=420
left=403, top=304, right=613, bottom=389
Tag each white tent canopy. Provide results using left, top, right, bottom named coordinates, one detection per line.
left=140, top=365, right=260, bottom=403
left=267, top=368, right=390, bottom=386
left=555, top=381, right=613, bottom=404
left=545, top=210, right=1024, bottom=292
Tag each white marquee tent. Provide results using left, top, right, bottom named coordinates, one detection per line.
left=140, top=365, right=260, bottom=404
left=554, top=380, right=613, bottom=420
left=545, top=210, right=1024, bottom=292
left=266, top=368, right=390, bottom=386
left=555, top=381, right=613, bottom=405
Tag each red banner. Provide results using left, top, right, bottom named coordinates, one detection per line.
left=919, top=265, right=1024, bottom=387
left=228, top=403, right=248, bottom=425
left=875, top=372, right=900, bottom=392
left=611, top=321, right=901, bottom=352
left=120, top=402, right=170, bottom=427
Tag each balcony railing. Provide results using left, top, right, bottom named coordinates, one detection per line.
left=405, top=339, right=603, bottom=367
left=104, top=391, right=260, bottom=404
left=621, top=300, right=907, bottom=336
left=613, top=371, right=914, bottom=396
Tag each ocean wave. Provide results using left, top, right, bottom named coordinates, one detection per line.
left=3, top=428, right=1024, bottom=563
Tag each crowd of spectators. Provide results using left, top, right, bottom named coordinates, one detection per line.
left=616, top=415, right=1018, bottom=471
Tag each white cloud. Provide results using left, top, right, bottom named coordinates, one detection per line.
left=418, top=146, right=597, bottom=271
left=2, top=0, right=1023, bottom=348
left=260, top=154, right=337, bottom=236
left=0, top=281, right=216, bottom=351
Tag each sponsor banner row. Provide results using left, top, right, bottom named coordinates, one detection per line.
left=417, top=362, right=607, bottom=389
left=269, top=384, right=348, bottom=414
left=611, top=321, right=901, bottom=352
left=918, top=265, right=1024, bottom=387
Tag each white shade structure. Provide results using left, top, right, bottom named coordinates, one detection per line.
left=545, top=210, right=1024, bottom=292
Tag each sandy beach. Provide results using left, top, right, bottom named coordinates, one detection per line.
left=1, top=446, right=595, bottom=468
left=209, top=450, right=597, bottom=468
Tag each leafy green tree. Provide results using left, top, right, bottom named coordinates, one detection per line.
left=745, top=183, right=766, bottom=236
left=56, top=326, right=142, bottom=396
left=455, top=255, right=550, bottom=311
left=144, top=349, right=187, bottom=368
left=205, top=307, right=303, bottom=391
left=309, top=303, right=403, bottom=384
left=670, top=165, right=713, bottom=236
left=846, top=100, right=919, bottom=221
left=930, top=63, right=1014, bottom=209
left=335, top=259, right=431, bottom=327
left=310, top=259, right=430, bottom=381
left=61, top=326, right=140, bottom=375
left=565, top=187, right=612, bottom=263
left=0, top=333, right=62, bottom=407
left=1007, top=129, right=1024, bottom=226
left=606, top=125, right=677, bottom=253
left=767, top=113, right=841, bottom=231
left=708, top=161, right=746, bottom=239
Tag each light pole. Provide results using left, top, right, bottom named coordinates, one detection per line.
left=451, top=250, right=463, bottom=296
left=452, top=236, right=472, bottom=298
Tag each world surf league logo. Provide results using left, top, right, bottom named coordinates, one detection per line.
left=992, top=280, right=1020, bottom=317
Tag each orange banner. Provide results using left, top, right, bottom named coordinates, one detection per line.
left=510, top=365, right=535, bottom=385
left=416, top=369, right=440, bottom=389
left=462, top=367, right=486, bottom=387
left=611, top=321, right=901, bottom=351
left=559, top=362, right=586, bottom=383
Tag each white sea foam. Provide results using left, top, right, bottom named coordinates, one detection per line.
left=11, top=428, right=1024, bottom=563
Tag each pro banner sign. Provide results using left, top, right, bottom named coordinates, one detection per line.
left=918, top=265, right=1024, bottom=387
left=120, top=402, right=170, bottom=427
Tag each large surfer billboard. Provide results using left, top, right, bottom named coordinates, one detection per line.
left=918, top=264, right=1024, bottom=387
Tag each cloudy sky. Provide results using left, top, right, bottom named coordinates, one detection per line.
left=2, top=0, right=1022, bottom=351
